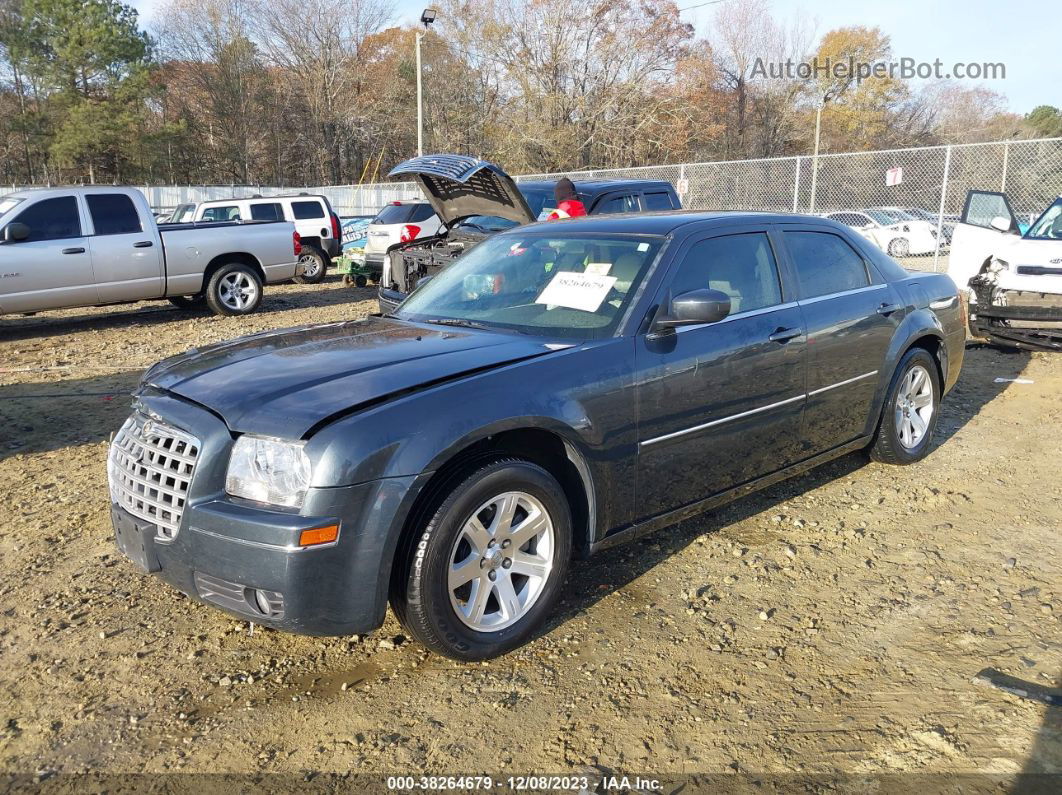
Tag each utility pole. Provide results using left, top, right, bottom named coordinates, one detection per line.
left=416, top=9, right=438, bottom=157
left=808, top=94, right=829, bottom=213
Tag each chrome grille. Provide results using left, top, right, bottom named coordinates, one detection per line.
left=108, top=413, right=200, bottom=541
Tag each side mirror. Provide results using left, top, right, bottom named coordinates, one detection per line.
left=4, top=222, right=29, bottom=242
left=989, top=215, right=1012, bottom=233
left=652, top=288, right=731, bottom=334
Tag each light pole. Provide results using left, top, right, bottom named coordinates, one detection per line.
left=416, top=8, right=438, bottom=157
left=808, top=92, right=830, bottom=213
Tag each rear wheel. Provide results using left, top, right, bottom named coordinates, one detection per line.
left=869, top=347, right=941, bottom=464
left=294, top=246, right=327, bottom=284
left=205, top=263, right=263, bottom=316
left=392, top=459, right=572, bottom=661
left=888, top=237, right=911, bottom=258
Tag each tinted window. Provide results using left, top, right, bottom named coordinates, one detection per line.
left=291, top=200, right=325, bottom=219
left=201, top=206, right=240, bottom=222
left=643, top=192, right=676, bottom=211
left=410, top=203, right=436, bottom=223
left=784, top=231, right=870, bottom=298
left=594, top=194, right=639, bottom=215
left=372, top=204, right=415, bottom=224
left=12, top=197, right=81, bottom=241
left=669, top=232, right=782, bottom=314
left=963, top=191, right=1015, bottom=230
left=250, top=203, right=283, bottom=221
left=86, top=193, right=141, bottom=235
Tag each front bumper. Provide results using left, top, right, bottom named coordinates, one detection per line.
left=378, top=287, right=404, bottom=315
left=108, top=389, right=417, bottom=636
left=969, top=280, right=1062, bottom=351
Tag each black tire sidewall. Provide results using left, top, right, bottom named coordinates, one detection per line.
left=876, top=348, right=941, bottom=463
left=404, top=460, right=572, bottom=661
left=205, top=263, right=263, bottom=316
left=294, top=246, right=327, bottom=284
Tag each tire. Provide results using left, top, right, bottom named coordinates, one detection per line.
left=888, top=237, right=911, bottom=258
left=354, top=274, right=368, bottom=288
left=869, top=347, right=941, bottom=465
left=392, top=459, right=572, bottom=661
left=168, top=294, right=205, bottom=310
left=293, top=246, right=327, bottom=284
left=204, top=263, right=263, bottom=317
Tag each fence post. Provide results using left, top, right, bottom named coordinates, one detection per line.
left=1000, top=141, right=1010, bottom=192
left=932, top=145, right=952, bottom=272
left=792, top=157, right=801, bottom=213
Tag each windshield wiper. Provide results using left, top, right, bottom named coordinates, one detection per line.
left=420, top=317, right=491, bottom=330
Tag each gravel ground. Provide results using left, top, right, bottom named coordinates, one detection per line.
left=0, top=279, right=1059, bottom=785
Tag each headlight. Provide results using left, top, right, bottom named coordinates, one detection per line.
left=226, top=435, right=312, bottom=508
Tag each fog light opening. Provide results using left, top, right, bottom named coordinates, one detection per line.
left=252, top=588, right=273, bottom=616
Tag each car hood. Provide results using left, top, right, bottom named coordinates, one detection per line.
left=993, top=234, right=1062, bottom=263
left=143, top=316, right=558, bottom=437
left=388, top=154, right=536, bottom=227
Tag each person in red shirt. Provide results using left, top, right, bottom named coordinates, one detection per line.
left=546, top=177, right=587, bottom=220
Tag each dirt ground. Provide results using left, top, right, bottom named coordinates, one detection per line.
left=0, top=278, right=1059, bottom=788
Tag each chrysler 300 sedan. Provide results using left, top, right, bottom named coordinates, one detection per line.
left=108, top=211, right=965, bottom=660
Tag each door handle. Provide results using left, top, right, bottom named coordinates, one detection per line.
left=876, top=302, right=901, bottom=316
left=768, top=327, right=802, bottom=343
left=133, top=241, right=153, bottom=248
left=62, top=247, right=85, bottom=255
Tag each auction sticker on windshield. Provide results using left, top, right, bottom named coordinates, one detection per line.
left=536, top=271, right=617, bottom=313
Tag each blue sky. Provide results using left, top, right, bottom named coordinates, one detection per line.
left=129, top=0, right=1053, bottom=115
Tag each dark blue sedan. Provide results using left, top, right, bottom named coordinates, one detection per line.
left=108, top=211, right=965, bottom=660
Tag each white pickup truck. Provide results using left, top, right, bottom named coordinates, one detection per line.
left=0, top=187, right=303, bottom=318
left=948, top=190, right=1062, bottom=351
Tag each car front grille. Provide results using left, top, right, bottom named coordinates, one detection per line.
left=108, top=413, right=201, bottom=541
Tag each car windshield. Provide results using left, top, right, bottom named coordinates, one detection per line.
left=864, top=210, right=894, bottom=225
left=1025, top=198, right=1062, bottom=239
left=454, top=186, right=555, bottom=233
left=395, top=232, right=665, bottom=340
left=0, top=196, right=24, bottom=217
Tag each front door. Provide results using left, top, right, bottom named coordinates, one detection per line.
left=947, top=190, right=1021, bottom=290
left=0, top=194, right=96, bottom=313
left=87, top=192, right=164, bottom=302
left=779, top=227, right=901, bottom=455
left=635, top=229, right=807, bottom=520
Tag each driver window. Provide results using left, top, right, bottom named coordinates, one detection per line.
left=963, top=192, right=1014, bottom=230
left=11, top=196, right=81, bottom=241
left=668, top=232, right=783, bottom=315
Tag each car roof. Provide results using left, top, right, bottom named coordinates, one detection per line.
left=508, top=209, right=838, bottom=236
left=516, top=179, right=675, bottom=198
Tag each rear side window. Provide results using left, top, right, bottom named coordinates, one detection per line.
left=291, top=200, right=325, bottom=219
left=12, top=196, right=81, bottom=241
left=250, top=203, right=283, bottom=221
left=409, top=204, right=436, bottom=222
left=372, top=204, right=416, bottom=224
left=784, top=231, right=870, bottom=299
left=669, top=232, right=783, bottom=314
left=86, top=193, right=142, bottom=235
left=201, top=206, right=240, bottom=222
left=643, top=192, right=676, bottom=211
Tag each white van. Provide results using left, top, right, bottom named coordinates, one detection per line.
left=192, top=195, right=342, bottom=283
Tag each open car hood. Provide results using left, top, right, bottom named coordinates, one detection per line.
left=388, top=154, right=536, bottom=227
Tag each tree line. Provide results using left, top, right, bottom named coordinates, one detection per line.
left=0, top=0, right=1057, bottom=187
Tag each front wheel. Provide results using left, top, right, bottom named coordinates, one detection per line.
left=205, top=263, right=263, bottom=316
left=888, top=237, right=911, bottom=258
left=869, top=347, right=941, bottom=464
left=392, top=459, right=572, bottom=661
left=294, top=246, right=327, bottom=284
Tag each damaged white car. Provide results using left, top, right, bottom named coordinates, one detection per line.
left=948, top=190, right=1062, bottom=351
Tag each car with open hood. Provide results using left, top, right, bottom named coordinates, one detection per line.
left=107, top=210, right=963, bottom=661
left=377, top=154, right=680, bottom=313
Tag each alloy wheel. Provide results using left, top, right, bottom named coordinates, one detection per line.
left=894, top=364, right=934, bottom=449
left=218, top=272, right=259, bottom=311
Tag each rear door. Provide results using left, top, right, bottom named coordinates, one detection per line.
left=87, top=192, right=164, bottom=302
left=635, top=226, right=807, bottom=519
left=779, top=226, right=902, bottom=455
left=0, top=194, right=96, bottom=312
left=948, top=190, right=1021, bottom=290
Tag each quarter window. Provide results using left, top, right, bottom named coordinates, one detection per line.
left=669, top=232, right=783, bottom=314
left=11, top=196, right=81, bottom=241
left=291, top=200, right=325, bottom=219
left=784, top=231, right=870, bottom=299
left=86, top=193, right=142, bottom=235
left=594, top=194, right=639, bottom=215
left=643, top=192, right=676, bottom=211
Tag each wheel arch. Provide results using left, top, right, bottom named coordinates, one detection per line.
left=203, top=252, right=266, bottom=288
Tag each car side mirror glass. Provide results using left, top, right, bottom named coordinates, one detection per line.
left=989, top=215, right=1012, bottom=233
left=4, top=222, right=29, bottom=242
left=652, top=288, right=731, bottom=333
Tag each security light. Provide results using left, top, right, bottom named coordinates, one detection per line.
left=421, top=8, right=437, bottom=26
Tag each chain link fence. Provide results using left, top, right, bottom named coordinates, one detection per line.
left=38, top=137, right=1056, bottom=273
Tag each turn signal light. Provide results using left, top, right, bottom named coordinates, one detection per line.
left=299, top=524, right=339, bottom=547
